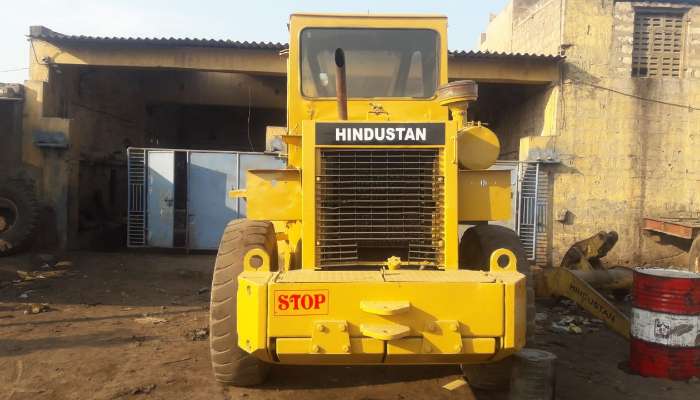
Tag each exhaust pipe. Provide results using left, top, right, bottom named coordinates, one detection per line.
left=334, top=48, right=348, bottom=120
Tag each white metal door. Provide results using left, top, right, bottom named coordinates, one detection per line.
left=146, top=151, right=175, bottom=247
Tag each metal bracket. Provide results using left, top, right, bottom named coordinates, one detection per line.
left=422, top=320, right=463, bottom=354
left=310, top=320, right=351, bottom=354
left=360, top=300, right=411, bottom=316
left=489, top=248, right=518, bottom=273
left=228, top=189, right=247, bottom=198
left=360, top=323, right=411, bottom=340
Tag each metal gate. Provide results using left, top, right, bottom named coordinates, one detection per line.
left=517, top=162, right=547, bottom=262
left=126, top=148, right=285, bottom=249
left=127, top=148, right=147, bottom=246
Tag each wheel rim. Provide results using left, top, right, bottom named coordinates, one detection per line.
left=0, top=197, right=19, bottom=234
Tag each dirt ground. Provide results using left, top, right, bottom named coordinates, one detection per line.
left=0, top=251, right=697, bottom=400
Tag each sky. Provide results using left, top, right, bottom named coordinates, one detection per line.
left=0, top=0, right=508, bottom=83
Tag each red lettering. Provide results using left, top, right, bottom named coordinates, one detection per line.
left=278, top=294, right=289, bottom=311
left=290, top=294, right=301, bottom=310
left=314, top=294, right=326, bottom=309
left=301, top=294, right=312, bottom=309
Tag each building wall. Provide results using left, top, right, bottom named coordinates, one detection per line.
left=480, top=2, right=514, bottom=51
left=22, top=55, right=287, bottom=248
left=482, top=0, right=700, bottom=266
left=480, top=0, right=562, bottom=55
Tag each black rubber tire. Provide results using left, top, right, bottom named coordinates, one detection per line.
left=689, top=235, right=700, bottom=273
left=209, top=219, right=277, bottom=386
left=0, top=178, right=39, bottom=256
left=458, top=224, right=535, bottom=391
left=459, top=224, right=535, bottom=341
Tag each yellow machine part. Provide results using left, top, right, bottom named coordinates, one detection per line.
left=241, top=169, right=301, bottom=221
left=458, top=170, right=512, bottom=222
left=456, top=125, right=500, bottom=171
left=537, top=267, right=631, bottom=339
left=237, top=268, right=525, bottom=365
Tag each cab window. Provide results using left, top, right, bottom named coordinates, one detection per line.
left=300, top=28, right=439, bottom=98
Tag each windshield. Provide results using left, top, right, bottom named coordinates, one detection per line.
left=300, top=28, right=439, bottom=99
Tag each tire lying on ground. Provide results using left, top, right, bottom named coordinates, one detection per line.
left=209, top=219, right=277, bottom=386
left=458, top=224, right=535, bottom=390
left=0, top=178, right=39, bottom=256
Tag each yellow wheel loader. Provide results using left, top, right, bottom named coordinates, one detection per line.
left=209, top=13, right=532, bottom=386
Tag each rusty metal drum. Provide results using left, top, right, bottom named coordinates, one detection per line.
left=630, top=268, right=700, bottom=380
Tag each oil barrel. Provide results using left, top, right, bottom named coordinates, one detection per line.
left=508, top=348, right=556, bottom=400
left=630, top=267, right=700, bottom=380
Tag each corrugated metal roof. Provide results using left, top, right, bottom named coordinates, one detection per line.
left=449, top=50, right=564, bottom=61
left=29, top=26, right=563, bottom=62
left=28, top=26, right=286, bottom=50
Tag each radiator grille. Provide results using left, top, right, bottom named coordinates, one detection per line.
left=317, top=149, right=444, bottom=268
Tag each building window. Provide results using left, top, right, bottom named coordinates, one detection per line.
left=632, top=10, right=685, bottom=78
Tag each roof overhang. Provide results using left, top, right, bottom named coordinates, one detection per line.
left=449, top=51, right=563, bottom=84
left=28, top=26, right=563, bottom=84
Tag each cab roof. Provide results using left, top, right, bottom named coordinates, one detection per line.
left=290, top=12, right=447, bottom=19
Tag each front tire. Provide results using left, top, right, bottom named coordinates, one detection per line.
left=458, top=224, right=534, bottom=390
left=209, top=219, right=277, bottom=386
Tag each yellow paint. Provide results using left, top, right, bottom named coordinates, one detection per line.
left=448, top=58, right=560, bottom=84
left=287, top=14, right=450, bottom=138
left=359, top=300, right=411, bottom=316
left=360, top=324, right=411, bottom=340
left=386, top=338, right=496, bottom=364
left=243, top=248, right=271, bottom=272
left=228, top=189, right=247, bottom=198
left=542, top=267, right=630, bottom=339
left=421, top=320, right=463, bottom=354
left=458, top=170, right=512, bottom=222
left=456, top=125, right=501, bottom=170
left=489, top=248, right=517, bottom=273
left=267, top=273, right=507, bottom=338
left=229, top=13, right=527, bottom=365
left=310, top=320, right=351, bottom=354
left=236, top=272, right=273, bottom=362
left=244, top=169, right=301, bottom=221
left=275, top=338, right=384, bottom=364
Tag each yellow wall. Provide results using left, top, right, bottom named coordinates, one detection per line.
left=483, top=0, right=700, bottom=265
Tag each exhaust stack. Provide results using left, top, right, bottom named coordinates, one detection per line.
left=334, top=48, right=348, bottom=120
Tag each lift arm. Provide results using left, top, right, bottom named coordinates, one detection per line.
left=538, top=267, right=631, bottom=339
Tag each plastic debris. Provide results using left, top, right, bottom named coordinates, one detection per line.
left=550, top=321, right=583, bottom=334
left=24, top=303, right=50, bottom=314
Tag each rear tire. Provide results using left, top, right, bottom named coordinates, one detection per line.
left=209, top=219, right=277, bottom=386
left=458, top=224, right=534, bottom=390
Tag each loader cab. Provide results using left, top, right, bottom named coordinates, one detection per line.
left=287, top=13, right=450, bottom=133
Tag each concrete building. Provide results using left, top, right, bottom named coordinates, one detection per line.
left=480, top=0, right=700, bottom=266
left=4, top=25, right=562, bottom=253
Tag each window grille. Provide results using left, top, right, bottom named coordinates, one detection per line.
left=632, top=11, right=685, bottom=78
